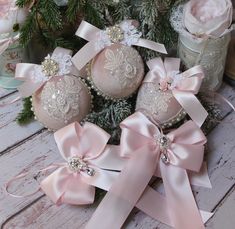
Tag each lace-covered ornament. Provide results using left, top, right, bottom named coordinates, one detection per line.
left=32, top=75, right=92, bottom=131
left=136, top=58, right=188, bottom=129
left=89, top=43, right=144, bottom=99
left=15, top=47, right=92, bottom=130
left=72, top=20, right=167, bottom=100
left=136, top=83, right=186, bottom=129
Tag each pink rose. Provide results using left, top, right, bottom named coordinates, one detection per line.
left=183, top=0, right=233, bottom=37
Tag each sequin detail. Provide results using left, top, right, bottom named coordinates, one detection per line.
left=41, top=76, right=82, bottom=123
left=136, top=83, right=173, bottom=114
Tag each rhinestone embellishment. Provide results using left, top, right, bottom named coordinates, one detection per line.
left=155, top=134, right=171, bottom=164
left=160, top=153, right=170, bottom=164
left=158, top=135, right=171, bottom=150
left=41, top=57, right=59, bottom=77
left=106, top=25, right=124, bottom=43
left=67, top=156, right=95, bottom=176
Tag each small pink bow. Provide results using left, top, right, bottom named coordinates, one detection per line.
left=0, top=33, right=19, bottom=55
left=144, top=57, right=208, bottom=127
left=15, top=47, right=79, bottom=98
left=72, top=20, right=167, bottom=71
left=86, top=112, right=210, bottom=229
left=40, top=122, right=124, bottom=205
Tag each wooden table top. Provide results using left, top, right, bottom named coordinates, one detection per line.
left=0, top=83, right=234, bottom=229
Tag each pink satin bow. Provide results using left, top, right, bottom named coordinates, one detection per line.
left=86, top=112, right=208, bottom=229
left=15, top=47, right=79, bottom=97
left=41, top=122, right=124, bottom=205
left=72, top=20, right=167, bottom=70
left=0, top=33, right=19, bottom=55
left=144, top=57, right=208, bottom=127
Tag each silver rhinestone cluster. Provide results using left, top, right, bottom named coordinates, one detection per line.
left=106, top=25, right=124, bottom=43
left=155, top=134, right=171, bottom=164
left=160, top=153, right=170, bottom=164
left=67, top=156, right=95, bottom=176
left=157, top=135, right=171, bottom=150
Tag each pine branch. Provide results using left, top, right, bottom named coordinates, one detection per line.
left=113, top=0, right=131, bottom=22
left=38, top=0, right=63, bottom=30
left=19, top=7, right=37, bottom=46
left=66, top=0, right=84, bottom=22
left=16, top=97, right=34, bottom=125
left=85, top=95, right=134, bottom=144
left=83, top=1, right=104, bottom=28
left=16, top=0, right=32, bottom=7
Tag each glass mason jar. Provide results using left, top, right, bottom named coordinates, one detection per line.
left=0, top=33, right=28, bottom=89
left=178, top=33, right=231, bottom=91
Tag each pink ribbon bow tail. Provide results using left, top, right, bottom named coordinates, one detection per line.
left=40, top=122, right=124, bottom=205
left=15, top=47, right=79, bottom=98
left=157, top=120, right=207, bottom=229
left=86, top=112, right=209, bottom=229
left=72, top=20, right=167, bottom=71
left=143, top=57, right=208, bottom=127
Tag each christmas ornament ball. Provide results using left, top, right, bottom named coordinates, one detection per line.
left=89, top=43, right=144, bottom=99
left=32, top=75, right=92, bottom=131
left=135, top=82, right=186, bottom=129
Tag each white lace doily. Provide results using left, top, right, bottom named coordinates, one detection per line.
left=95, top=21, right=142, bottom=50
left=30, top=53, right=73, bottom=83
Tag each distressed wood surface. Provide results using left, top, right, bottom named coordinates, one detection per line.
left=0, top=83, right=234, bottom=229
left=0, top=92, right=43, bottom=152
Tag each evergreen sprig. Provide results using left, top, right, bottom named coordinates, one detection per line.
left=38, top=0, right=62, bottom=30
left=66, top=0, right=84, bottom=22
left=18, top=7, right=37, bottom=46
left=85, top=98, right=133, bottom=144
left=113, top=0, right=131, bottom=22
left=16, top=97, right=34, bottom=125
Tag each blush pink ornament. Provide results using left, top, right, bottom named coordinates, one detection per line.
left=88, top=43, right=144, bottom=99
left=32, top=75, right=92, bottom=131
left=72, top=20, right=167, bottom=100
left=15, top=47, right=92, bottom=131
left=136, top=58, right=207, bottom=129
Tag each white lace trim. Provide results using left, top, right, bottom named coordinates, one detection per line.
left=95, top=21, right=142, bottom=50
left=30, top=53, right=73, bottom=83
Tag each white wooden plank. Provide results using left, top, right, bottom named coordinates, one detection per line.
left=0, top=88, right=16, bottom=99
left=206, top=187, right=235, bottom=229
left=0, top=92, right=43, bottom=152
left=0, top=131, right=60, bottom=225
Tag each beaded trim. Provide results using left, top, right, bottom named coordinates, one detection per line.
left=139, top=108, right=187, bottom=129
